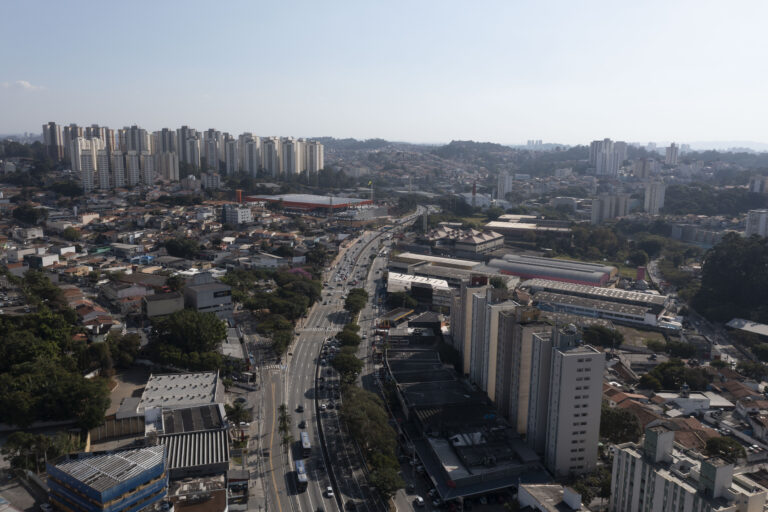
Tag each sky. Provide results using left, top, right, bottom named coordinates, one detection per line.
left=2, top=0, right=768, bottom=145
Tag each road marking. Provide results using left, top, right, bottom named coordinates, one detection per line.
left=269, top=383, right=284, bottom=512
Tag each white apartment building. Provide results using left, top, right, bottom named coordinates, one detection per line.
left=125, top=151, right=140, bottom=187
left=80, top=144, right=95, bottom=193
left=281, top=138, right=302, bottom=176
left=746, top=209, right=768, bottom=237
left=97, top=149, right=110, bottom=190
left=644, top=181, right=667, bottom=215
left=223, top=204, right=252, bottom=225
left=154, top=152, right=179, bottom=181
left=224, top=139, right=239, bottom=175
left=544, top=344, right=603, bottom=476
left=112, top=152, right=126, bottom=188
left=497, top=171, right=514, bottom=200
left=591, top=193, right=630, bottom=225
left=305, top=140, right=324, bottom=173
left=611, top=426, right=768, bottom=512
left=243, top=137, right=261, bottom=176
left=589, top=138, right=623, bottom=177
left=666, top=142, right=680, bottom=166
left=262, top=137, right=281, bottom=177
left=140, top=150, right=154, bottom=186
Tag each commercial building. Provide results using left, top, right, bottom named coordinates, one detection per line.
left=533, top=291, right=661, bottom=327
left=485, top=215, right=571, bottom=239
left=521, top=278, right=668, bottom=311
left=117, top=371, right=223, bottom=419
left=386, top=272, right=452, bottom=309
left=746, top=209, right=768, bottom=238
left=645, top=181, right=667, bottom=215
left=222, top=204, right=253, bottom=225
left=487, top=254, right=616, bottom=286
left=47, top=445, right=168, bottom=512
left=143, top=292, right=185, bottom=318
left=517, top=484, right=583, bottom=512
left=183, top=272, right=233, bottom=319
left=246, top=193, right=373, bottom=212
left=611, top=426, right=768, bottom=512
left=155, top=404, right=230, bottom=479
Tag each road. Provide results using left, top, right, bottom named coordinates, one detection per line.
left=253, top=208, right=423, bottom=512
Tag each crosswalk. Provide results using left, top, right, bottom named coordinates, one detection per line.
left=297, top=327, right=337, bottom=333
left=261, top=364, right=286, bottom=371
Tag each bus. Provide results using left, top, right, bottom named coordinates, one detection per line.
left=295, top=460, right=308, bottom=492
left=300, top=431, right=311, bottom=457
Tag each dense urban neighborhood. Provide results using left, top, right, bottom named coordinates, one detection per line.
left=4, top=128, right=768, bottom=512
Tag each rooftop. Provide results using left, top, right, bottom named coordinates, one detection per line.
left=522, top=278, right=668, bottom=307
left=162, top=404, right=225, bottom=434
left=137, top=372, right=221, bottom=413
left=534, top=291, right=650, bottom=317
left=51, top=445, right=165, bottom=493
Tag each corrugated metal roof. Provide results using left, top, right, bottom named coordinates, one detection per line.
left=53, top=445, right=165, bottom=493
left=158, top=430, right=229, bottom=470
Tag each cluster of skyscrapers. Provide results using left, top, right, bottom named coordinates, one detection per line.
left=451, top=283, right=603, bottom=477
left=42, top=122, right=324, bottom=193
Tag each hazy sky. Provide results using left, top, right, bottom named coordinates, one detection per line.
left=3, top=0, right=768, bottom=145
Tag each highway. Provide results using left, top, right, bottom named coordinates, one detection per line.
left=255, top=208, right=423, bottom=512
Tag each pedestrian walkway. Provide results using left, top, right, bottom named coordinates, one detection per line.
left=261, top=364, right=286, bottom=371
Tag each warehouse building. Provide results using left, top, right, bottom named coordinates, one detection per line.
left=521, top=278, right=668, bottom=311
left=246, top=193, right=372, bottom=212
left=47, top=445, right=168, bottom=512
left=533, top=291, right=660, bottom=327
left=486, top=254, right=616, bottom=286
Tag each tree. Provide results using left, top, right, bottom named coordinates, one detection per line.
left=164, top=238, right=200, bottom=259
left=165, top=274, right=185, bottom=292
left=489, top=276, right=506, bottom=289
left=628, top=249, right=649, bottom=267
left=705, top=436, right=746, bottom=461
left=369, top=466, right=405, bottom=498
left=331, top=349, right=363, bottom=381
left=12, top=203, right=48, bottom=225
left=225, top=402, right=251, bottom=424
left=344, top=288, right=369, bottom=316
left=600, top=405, right=641, bottom=444
left=62, top=227, right=82, bottom=241
left=639, top=373, right=662, bottom=391
left=582, top=325, right=624, bottom=348
left=153, top=309, right=226, bottom=353
left=737, top=361, right=768, bottom=380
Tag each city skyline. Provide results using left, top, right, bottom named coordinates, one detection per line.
left=4, top=1, right=768, bottom=145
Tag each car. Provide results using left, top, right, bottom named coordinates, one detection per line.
left=414, top=497, right=425, bottom=507
left=298, top=420, right=306, bottom=429
left=40, top=504, right=53, bottom=512
left=297, top=405, right=304, bottom=413
left=325, top=486, right=335, bottom=498
left=235, top=397, right=247, bottom=404
left=320, top=404, right=327, bottom=410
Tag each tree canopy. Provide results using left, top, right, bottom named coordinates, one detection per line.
left=694, top=233, right=768, bottom=323
left=600, top=405, right=641, bottom=444
left=705, top=436, right=746, bottom=462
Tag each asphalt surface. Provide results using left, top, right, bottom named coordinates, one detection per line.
left=254, top=209, right=422, bottom=512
